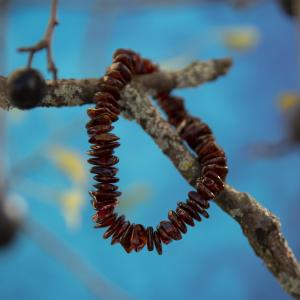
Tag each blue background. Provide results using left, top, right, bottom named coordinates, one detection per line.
left=1, top=1, right=300, bottom=300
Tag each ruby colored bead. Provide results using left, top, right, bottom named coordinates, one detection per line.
left=92, top=199, right=117, bottom=210
left=168, top=210, right=187, bottom=234
left=90, top=166, right=118, bottom=177
left=146, top=227, right=154, bottom=251
left=178, top=202, right=201, bottom=221
left=93, top=183, right=118, bottom=192
left=113, top=54, right=134, bottom=72
left=131, top=224, right=147, bottom=252
left=102, top=75, right=125, bottom=90
left=157, top=226, right=172, bottom=245
left=202, top=164, right=228, bottom=180
left=120, top=224, right=134, bottom=253
left=94, top=92, right=120, bottom=108
left=188, top=191, right=209, bottom=209
left=176, top=208, right=195, bottom=227
left=153, top=231, right=162, bottom=255
left=93, top=175, right=119, bottom=184
left=108, top=62, right=132, bottom=83
left=159, top=221, right=182, bottom=241
left=94, top=213, right=117, bottom=228
left=196, top=181, right=215, bottom=200
left=103, top=215, right=125, bottom=239
left=111, top=221, right=130, bottom=245
left=93, top=203, right=115, bottom=220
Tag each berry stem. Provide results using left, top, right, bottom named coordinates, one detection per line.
left=17, top=0, right=59, bottom=82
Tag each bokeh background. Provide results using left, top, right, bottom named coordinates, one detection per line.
left=1, top=0, right=300, bottom=299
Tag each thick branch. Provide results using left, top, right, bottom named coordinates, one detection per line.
left=0, top=59, right=232, bottom=110
left=1, top=58, right=299, bottom=298
left=120, top=85, right=300, bottom=299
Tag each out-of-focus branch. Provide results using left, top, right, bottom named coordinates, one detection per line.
left=1, top=56, right=300, bottom=298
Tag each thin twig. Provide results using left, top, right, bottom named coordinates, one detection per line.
left=23, top=218, right=134, bottom=300
left=17, top=0, right=58, bottom=81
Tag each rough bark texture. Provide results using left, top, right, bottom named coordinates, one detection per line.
left=1, top=58, right=300, bottom=299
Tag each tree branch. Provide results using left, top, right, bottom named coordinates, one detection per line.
left=1, top=58, right=300, bottom=298
left=0, top=58, right=232, bottom=110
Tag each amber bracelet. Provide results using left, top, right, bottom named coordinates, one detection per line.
left=86, top=49, right=228, bottom=255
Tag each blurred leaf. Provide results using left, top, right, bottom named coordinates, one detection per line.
left=57, top=188, right=85, bottom=230
left=222, top=26, right=260, bottom=51
left=278, top=92, right=300, bottom=111
left=49, top=146, right=87, bottom=185
left=118, top=183, right=152, bottom=212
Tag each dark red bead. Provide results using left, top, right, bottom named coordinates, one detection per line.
left=131, top=224, right=147, bottom=252
left=111, top=221, right=130, bottom=245
left=159, top=221, right=182, bottom=240
left=168, top=210, right=187, bottom=234
left=113, top=54, right=134, bottom=72
left=93, top=175, right=119, bottom=184
left=94, top=213, right=117, bottom=228
left=196, top=181, right=215, bottom=200
left=178, top=202, right=201, bottom=221
left=157, top=226, right=172, bottom=245
left=176, top=207, right=195, bottom=227
left=153, top=231, right=162, bottom=255
left=93, top=183, right=118, bottom=192
left=98, top=84, right=121, bottom=100
left=146, top=226, right=154, bottom=251
left=103, top=215, right=125, bottom=239
left=90, top=166, right=118, bottom=177
left=188, top=191, right=209, bottom=209
left=120, top=223, right=134, bottom=253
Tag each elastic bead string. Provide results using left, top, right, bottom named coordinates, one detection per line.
left=86, top=49, right=228, bottom=255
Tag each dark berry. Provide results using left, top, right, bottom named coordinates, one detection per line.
left=0, top=199, right=22, bottom=248
left=278, top=0, right=297, bottom=16
left=7, top=68, right=46, bottom=109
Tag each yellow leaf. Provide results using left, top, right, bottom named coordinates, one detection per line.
left=278, top=92, right=300, bottom=111
left=223, top=26, right=260, bottom=51
left=49, top=146, right=86, bottom=185
left=58, top=188, right=85, bottom=230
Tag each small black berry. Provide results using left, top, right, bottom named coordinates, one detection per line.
left=278, top=0, right=297, bottom=17
left=0, top=200, right=20, bottom=248
left=7, top=68, right=46, bottom=109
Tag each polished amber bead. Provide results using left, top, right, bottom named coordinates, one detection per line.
left=113, top=54, right=134, bottom=72
left=153, top=231, right=162, bottom=255
left=90, top=166, right=118, bottom=177
left=120, top=224, right=134, bottom=253
left=94, top=92, right=120, bottom=108
left=188, top=191, right=209, bottom=209
left=196, top=181, right=215, bottom=200
left=176, top=207, right=195, bottom=227
left=157, top=226, right=171, bottom=245
left=93, top=183, right=118, bottom=192
left=159, top=221, right=182, bottom=241
left=111, top=221, right=130, bottom=245
left=187, top=200, right=209, bottom=219
left=131, top=224, right=147, bottom=252
left=178, top=202, right=201, bottom=221
left=93, top=175, right=119, bottom=184
left=94, top=213, right=117, bottom=228
left=168, top=210, right=187, bottom=234
left=98, top=83, right=121, bottom=101
left=103, top=215, right=125, bottom=239
left=146, top=226, right=154, bottom=251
